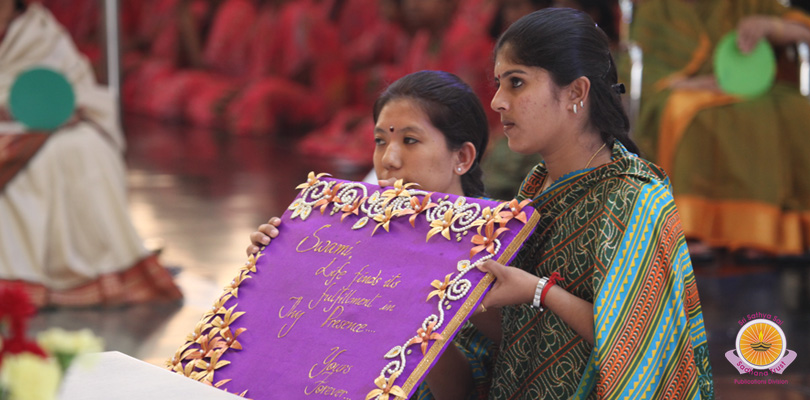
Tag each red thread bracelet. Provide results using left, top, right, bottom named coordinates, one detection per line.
left=540, top=272, right=562, bottom=308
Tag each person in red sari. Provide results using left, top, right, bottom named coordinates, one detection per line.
left=39, top=0, right=102, bottom=67
left=121, top=0, right=218, bottom=117
left=223, top=0, right=346, bottom=136
left=126, top=0, right=342, bottom=135
left=296, top=0, right=408, bottom=164
left=298, top=0, right=495, bottom=167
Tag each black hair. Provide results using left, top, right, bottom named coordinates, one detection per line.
left=373, top=70, right=489, bottom=197
left=495, top=8, right=640, bottom=154
left=488, top=0, right=551, bottom=40
left=572, top=0, right=618, bottom=44
left=14, top=0, right=25, bottom=12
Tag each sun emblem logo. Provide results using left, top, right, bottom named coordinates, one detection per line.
left=736, top=319, right=785, bottom=370
left=727, top=315, right=797, bottom=377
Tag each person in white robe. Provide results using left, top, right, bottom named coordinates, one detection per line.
left=0, top=1, right=182, bottom=306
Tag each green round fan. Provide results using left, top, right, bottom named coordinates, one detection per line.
left=714, top=31, right=776, bottom=98
left=9, top=67, right=76, bottom=130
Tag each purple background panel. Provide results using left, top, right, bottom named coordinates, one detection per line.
left=173, top=175, right=539, bottom=400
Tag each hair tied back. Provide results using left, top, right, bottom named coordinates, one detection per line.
left=612, top=83, right=626, bottom=95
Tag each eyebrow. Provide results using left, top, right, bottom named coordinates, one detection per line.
left=374, top=125, right=422, bottom=134
left=495, top=69, right=527, bottom=80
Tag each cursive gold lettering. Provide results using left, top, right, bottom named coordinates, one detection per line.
left=314, top=257, right=349, bottom=286
left=349, top=265, right=382, bottom=288
left=296, top=225, right=357, bottom=257
left=309, top=282, right=382, bottom=313
left=305, top=347, right=352, bottom=397
left=308, top=347, right=353, bottom=379
left=321, top=306, right=368, bottom=333
left=278, top=296, right=306, bottom=338
left=304, top=378, right=349, bottom=397
left=383, top=273, right=402, bottom=289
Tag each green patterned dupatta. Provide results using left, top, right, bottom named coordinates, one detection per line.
left=490, top=143, right=713, bottom=400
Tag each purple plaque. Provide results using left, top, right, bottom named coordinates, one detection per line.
left=168, top=173, right=540, bottom=399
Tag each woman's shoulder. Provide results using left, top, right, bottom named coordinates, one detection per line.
left=606, top=143, right=672, bottom=188
left=581, top=148, right=677, bottom=212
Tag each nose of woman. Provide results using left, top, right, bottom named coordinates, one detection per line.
left=380, top=141, right=403, bottom=171
left=491, top=87, right=508, bottom=112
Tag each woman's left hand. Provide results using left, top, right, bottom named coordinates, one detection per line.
left=477, top=260, right=539, bottom=309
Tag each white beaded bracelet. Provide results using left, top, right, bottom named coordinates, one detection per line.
left=531, top=276, right=549, bottom=311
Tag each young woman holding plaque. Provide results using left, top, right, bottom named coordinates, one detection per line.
left=474, top=8, right=714, bottom=399
left=248, top=70, right=496, bottom=400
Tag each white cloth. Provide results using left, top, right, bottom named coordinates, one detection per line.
left=60, top=352, right=242, bottom=400
left=0, top=4, right=148, bottom=290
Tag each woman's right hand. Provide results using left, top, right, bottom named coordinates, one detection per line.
left=246, top=217, right=281, bottom=255
left=737, top=15, right=779, bottom=53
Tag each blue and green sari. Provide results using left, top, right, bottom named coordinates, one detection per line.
left=490, top=142, right=713, bottom=400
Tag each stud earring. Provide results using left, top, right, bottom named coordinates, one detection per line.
left=457, top=167, right=462, bottom=173
left=573, top=104, right=578, bottom=114
left=580, top=100, right=584, bottom=108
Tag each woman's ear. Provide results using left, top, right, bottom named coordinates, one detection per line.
left=455, top=142, right=477, bottom=175
left=567, top=76, right=592, bottom=106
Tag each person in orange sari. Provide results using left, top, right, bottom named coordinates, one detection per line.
left=0, top=1, right=183, bottom=307
left=629, top=0, right=810, bottom=258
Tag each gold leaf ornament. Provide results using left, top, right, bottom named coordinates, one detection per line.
left=380, top=179, right=418, bottom=206
left=397, top=193, right=437, bottom=227
left=372, top=207, right=397, bottom=236
left=365, top=372, right=407, bottom=400
left=426, top=208, right=457, bottom=242
left=295, top=172, right=331, bottom=190
left=426, top=273, right=455, bottom=302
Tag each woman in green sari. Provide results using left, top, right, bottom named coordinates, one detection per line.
left=477, top=8, right=714, bottom=399
left=629, top=0, right=810, bottom=256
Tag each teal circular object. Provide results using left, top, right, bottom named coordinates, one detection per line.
left=9, top=67, right=76, bottom=130
left=714, top=31, right=776, bottom=98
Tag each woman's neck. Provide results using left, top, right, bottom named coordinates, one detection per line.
left=542, top=135, right=610, bottom=184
